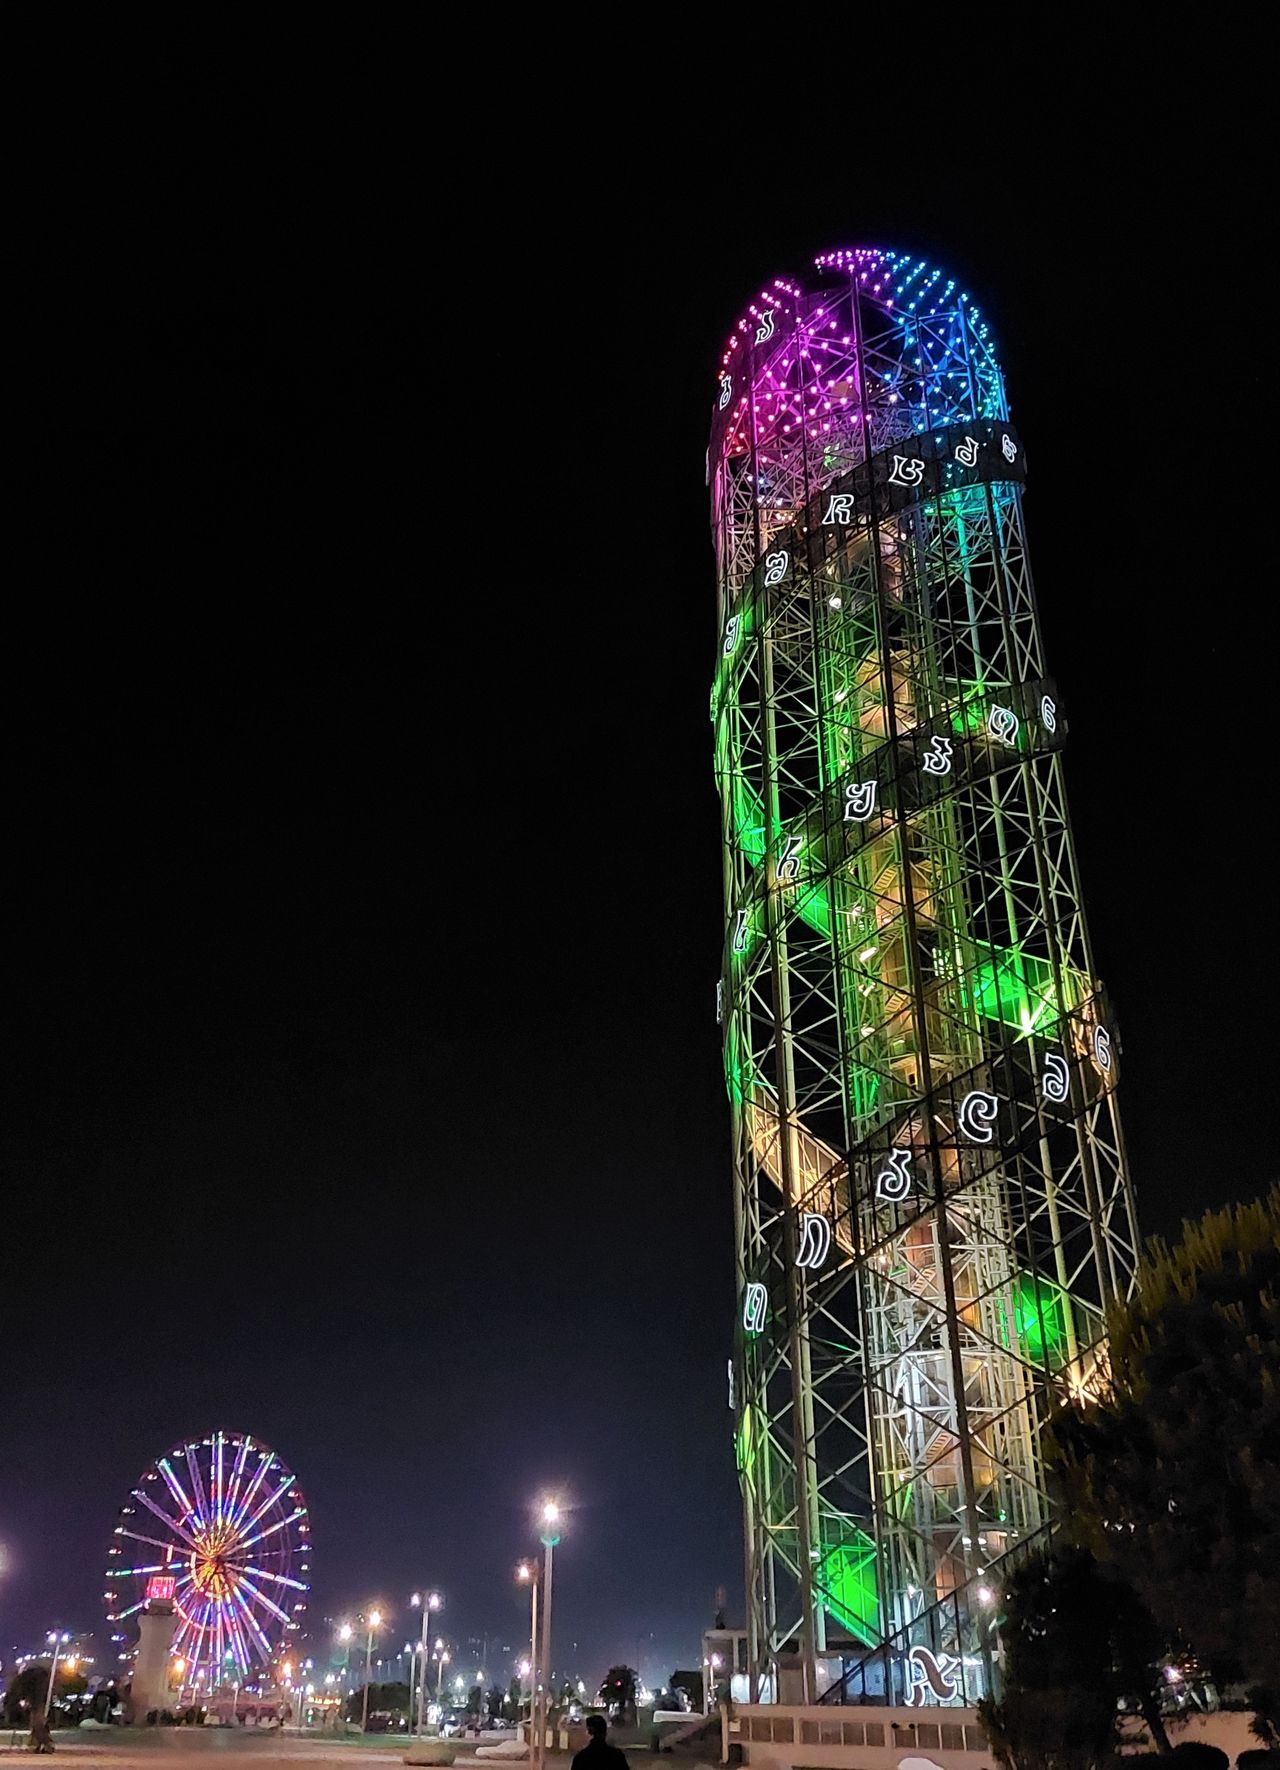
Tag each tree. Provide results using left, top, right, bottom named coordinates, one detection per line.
left=977, top=1546, right=1172, bottom=1768
left=344, top=1681, right=409, bottom=1725
left=598, top=1666, right=637, bottom=1722
left=669, top=1669, right=703, bottom=1711
left=4, top=1666, right=49, bottom=1726
left=1047, top=1189, right=1280, bottom=1685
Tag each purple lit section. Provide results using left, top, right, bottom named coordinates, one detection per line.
left=710, top=248, right=1005, bottom=554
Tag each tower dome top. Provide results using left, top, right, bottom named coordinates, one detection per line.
left=718, top=246, right=992, bottom=375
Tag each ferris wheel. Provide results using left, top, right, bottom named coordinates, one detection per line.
left=105, top=1431, right=311, bottom=1688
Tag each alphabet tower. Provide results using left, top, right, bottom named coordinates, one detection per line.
left=710, top=249, right=1138, bottom=1706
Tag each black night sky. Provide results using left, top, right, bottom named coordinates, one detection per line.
left=4, top=52, right=1274, bottom=1691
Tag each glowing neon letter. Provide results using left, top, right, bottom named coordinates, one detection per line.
left=987, top=705, right=1019, bottom=746
left=906, top=1645, right=960, bottom=1707
left=1042, top=1052, right=1069, bottom=1103
left=823, top=492, right=855, bottom=525
left=1040, top=694, right=1057, bottom=734
left=843, top=780, right=877, bottom=822
left=1002, top=433, right=1018, bottom=462
left=754, top=310, right=775, bottom=346
left=954, top=435, right=978, bottom=467
left=874, top=1148, right=913, bottom=1203
left=723, top=615, right=740, bottom=656
left=921, top=736, right=953, bottom=776
left=888, top=455, right=925, bottom=488
left=742, top=1282, right=767, bottom=1335
left=958, top=1090, right=999, bottom=1144
left=763, top=550, right=789, bottom=586
left=732, top=909, right=749, bottom=953
left=778, top=833, right=803, bottom=881
left=718, top=376, right=732, bottom=411
left=1093, top=1025, right=1113, bottom=1073
left=796, top=1213, right=831, bottom=1270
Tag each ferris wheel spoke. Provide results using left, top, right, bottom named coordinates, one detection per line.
left=241, top=1566, right=307, bottom=1591
left=228, top=1452, right=272, bottom=1532
left=212, top=1432, right=226, bottom=1524
left=235, top=1574, right=292, bottom=1627
left=135, top=1486, right=199, bottom=1549
left=234, top=1610, right=260, bottom=1673
left=156, top=1459, right=199, bottom=1529
left=123, top=1508, right=196, bottom=1550
left=107, top=1562, right=166, bottom=1576
left=187, top=1599, right=213, bottom=1672
left=184, top=1444, right=210, bottom=1527
left=240, top=1505, right=303, bottom=1551
left=241, top=1474, right=295, bottom=1537
left=224, top=1436, right=252, bottom=1524
left=230, top=1584, right=273, bottom=1658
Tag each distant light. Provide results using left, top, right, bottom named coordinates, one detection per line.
left=977, top=1586, right=994, bottom=1606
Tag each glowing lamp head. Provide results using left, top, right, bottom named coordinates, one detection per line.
left=541, top=1501, right=560, bottom=1525
left=369, top=1609, right=382, bottom=1628
left=338, top=1623, right=352, bottom=1642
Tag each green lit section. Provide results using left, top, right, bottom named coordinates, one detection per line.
left=723, top=1010, right=752, bottom=1105
left=1001, top=1272, right=1070, bottom=1367
left=817, top=1521, right=879, bottom=1647
left=735, top=1402, right=754, bottom=1474
left=963, top=944, right=1060, bottom=1035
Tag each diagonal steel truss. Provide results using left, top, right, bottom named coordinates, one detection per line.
left=710, top=252, right=1139, bottom=1708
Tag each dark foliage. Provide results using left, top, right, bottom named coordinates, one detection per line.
left=1048, top=1190, right=1280, bottom=1684
left=978, top=1546, right=1171, bottom=1768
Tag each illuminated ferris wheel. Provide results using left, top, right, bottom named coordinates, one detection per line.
left=105, top=1431, right=311, bottom=1687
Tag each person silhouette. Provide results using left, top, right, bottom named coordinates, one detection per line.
left=572, top=1713, right=629, bottom=1770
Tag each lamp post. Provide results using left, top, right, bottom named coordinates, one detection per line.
left=336, top=1624, right=353, bottom=1730
left=516, top=1562, right=539, bottom=1763
left=410, top=1590, right=441, bottom=1736
left=436, top=1647, right=450, bottom=1720
left=361, top=1609, right=382, bottom=1733
left=43, top=1631, right=70, bottom=1728
left=536, top=1501, right=561, bottom=1770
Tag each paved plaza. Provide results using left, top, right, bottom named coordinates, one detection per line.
left=0, top=1730, right=447, bottom=1765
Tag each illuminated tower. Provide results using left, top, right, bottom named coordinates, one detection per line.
left=710, top=250, right=1138, bottom=1707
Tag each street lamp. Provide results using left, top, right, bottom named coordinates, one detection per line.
left=361, top=1609, right=383, bottom=1733
left=516, top=1560, right=539, bottom=1756
left=534, top=1500, right=562, bottom=1770
left=410, top=1589, right=442, bottom=1736
left=436, top=1648, right=450, bottom=1718
left=44, top=1632, right=70, bottom=1727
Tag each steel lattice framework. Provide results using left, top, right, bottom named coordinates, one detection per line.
left=709, top=249, right=1139, bottom=1708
